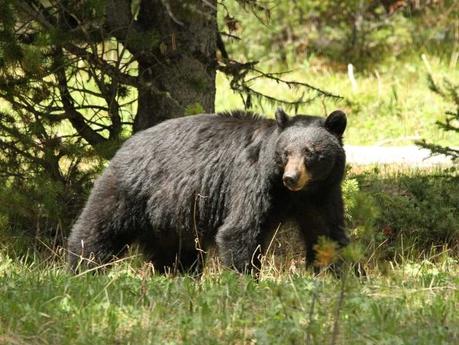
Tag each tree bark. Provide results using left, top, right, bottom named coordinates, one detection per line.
left=133, top=0, right=217, bottom=131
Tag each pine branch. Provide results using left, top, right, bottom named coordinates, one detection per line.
left=417, top=140, right=459, bottom=161
left=53, top=48, right=109, bottom=153
left=417, top=78, right=459, bottom=162
left=218, top=58, right=342, bottom=111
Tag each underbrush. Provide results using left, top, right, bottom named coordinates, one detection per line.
left=345, top=166, right=458, bottom=258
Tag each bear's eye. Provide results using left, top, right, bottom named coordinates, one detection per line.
left=283, top=150, right=290, bottom=159
left=275, top=152, right=285, bottom=166
left=303, top=147, right=312, bottom=155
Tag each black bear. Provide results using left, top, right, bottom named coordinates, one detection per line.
left=68, top=109, right=349, bottom=273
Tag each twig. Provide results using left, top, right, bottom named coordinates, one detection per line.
left=306, top=280, right=319, bottom=345
left=160, top=0, right=184, bottom=26
left=330, top=270, right=347, bottom=345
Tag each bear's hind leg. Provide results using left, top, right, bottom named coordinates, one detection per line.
left=176, top=249, right=206, bottom=276
left=216, top=222, right=263, bottom=274
left=68, top=221, right=133, bottom=272
left=68, top=171, right=138, bottom=272
left=139, top=235, right=206, bottom=275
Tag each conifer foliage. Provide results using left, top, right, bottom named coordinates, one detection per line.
left=417, top=77, right=459, bottom=162
left=0, top=0, right=218, bottom=240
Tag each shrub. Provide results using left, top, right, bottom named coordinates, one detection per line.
left=345, top=168, right=459, bottom=256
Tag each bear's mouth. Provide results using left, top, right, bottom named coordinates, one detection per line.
left=282, top=171, right=310, bottom=191
left=283, top=179, right=307, bottom=192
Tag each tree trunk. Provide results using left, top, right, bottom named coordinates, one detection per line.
left=133, top=0, right=217, bottom=132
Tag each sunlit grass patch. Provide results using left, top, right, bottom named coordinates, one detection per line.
left=216, top=55, right=459, bottom=147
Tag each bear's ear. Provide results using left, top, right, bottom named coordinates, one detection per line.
left=275, top=108, right=289, bottom=129
left=325, top=110, right=347, bottom=137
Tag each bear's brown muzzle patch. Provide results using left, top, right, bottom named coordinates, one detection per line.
left=282, top=154, right=310, bottom=191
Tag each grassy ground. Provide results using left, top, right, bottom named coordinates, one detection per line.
left=0, top=168, right=457, bottom=345
left=0, top=249, right=457, bottom=345
left=216, top=55, right=459, bottom=146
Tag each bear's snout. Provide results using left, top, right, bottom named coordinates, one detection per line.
left=282, top=172, right=299, bottom=189
left=283, top=155, right=310, bottom=191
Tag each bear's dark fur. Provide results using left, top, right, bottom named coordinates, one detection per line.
left=68, top=109, right=349, bottom=273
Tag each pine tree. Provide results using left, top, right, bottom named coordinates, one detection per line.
left=0, top=0, right=218, bottom=240
left=417, top=77, right=459, bottom=162
left=0, top=1, right=337, bottom=242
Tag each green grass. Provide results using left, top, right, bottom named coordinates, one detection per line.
left=216, top=54, right=459, bottom=146
left=0, top=251, right=457, bottom=345
left=0, top=168, right=458, bottom=345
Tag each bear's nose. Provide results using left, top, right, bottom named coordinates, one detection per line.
left=283, top=173, right=298, bottom=188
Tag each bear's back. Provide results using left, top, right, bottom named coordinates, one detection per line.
left=103, top=113, right=279, bottom=232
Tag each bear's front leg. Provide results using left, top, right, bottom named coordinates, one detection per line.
left=296, top=215, right=322, bottom=267
left=296, top=187, right=349, bottom=268
left=322, top=187, right=349, bottom=248
left=215, top=222, right=263, bottom=274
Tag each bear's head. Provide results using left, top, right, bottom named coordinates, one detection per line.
left=274, top=108, right=346, bottom=192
